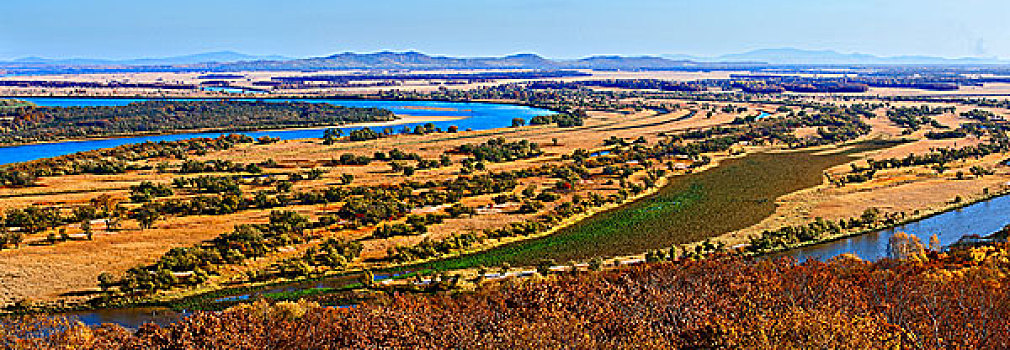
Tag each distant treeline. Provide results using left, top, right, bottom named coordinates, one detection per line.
left=728, top=74, right=967, bottom=92
left=270, top=70, right=590, bottom=83
left=197, top=74, right=246, bottom=79
left=0, top=80, right=195, bottom=90
left=527, top=79, right=705, bottom=92
left=0, top=100, right=395, bottom=144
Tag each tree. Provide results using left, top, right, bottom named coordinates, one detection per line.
left=887, top=232, right=925, bottom=260
left=269, top=211, right=309, bottom=234
left=135, top=207, right=161, bottom=230
left=536, top=259, right=556, bottom=276
left=5, top=207, right=58, bottom=236
left=98, top=272, right=117, bottom=292
left=348, top=128, right=381, bottom=141
left=0, top=232, right=24, bottom=249
left=860, top=208, right=880, bottom=225
left=73, top=205, right=99, bottom=223
left=323, top=128, right=344, bottom=144
left=929, top=234, right=941, bottom=251
left=276, top=181, right=293, bottom=193
left=522, top=185, right=536, bottom=198
left=130, top=181, right=173, bottom=202
left=81, top=220, right=93, bottom=240
left=107, top=206, right=126, bottom=232
left=360, top=270, right=375, bottom=288
left=511, top=118, right=526, bottom=127
left=279, top=260, right=311, bottom=278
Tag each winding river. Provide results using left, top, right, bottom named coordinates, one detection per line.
left=1, top=97, right=554, bottom=165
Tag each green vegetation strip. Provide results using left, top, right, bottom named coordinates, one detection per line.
left=412, top=140, right=903, bottom=270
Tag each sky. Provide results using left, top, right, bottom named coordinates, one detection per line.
left=1, top=0, right=1008, bottom=60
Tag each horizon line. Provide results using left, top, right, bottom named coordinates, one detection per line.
left=0, top=47, right=1004, bottom=63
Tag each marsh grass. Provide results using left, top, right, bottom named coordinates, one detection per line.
left=414, top=141, right=903, bottom=269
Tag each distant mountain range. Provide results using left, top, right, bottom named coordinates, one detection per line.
left=4, top=51, right=290, bottom=67
left=663, top=48, right=1008, bottom=65
left=2, top=48, right=1007, bottom=75
left=210, top=51, right=721, bottom=71
left=1, top=51, right=734, bottom=73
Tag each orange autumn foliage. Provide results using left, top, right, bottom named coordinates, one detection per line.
left=6, top=244, right=1010, bottom=348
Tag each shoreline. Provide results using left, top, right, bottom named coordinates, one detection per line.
left=0, top=95, right=559, bottom=151
left=0, top=114, right=467, bottom=151
left=0, top=94, right=564, bottom=114
left=755, top=186, right=1010, bottom=258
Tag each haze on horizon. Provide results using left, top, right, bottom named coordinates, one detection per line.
left=1, top=0, right=1008, bottom=61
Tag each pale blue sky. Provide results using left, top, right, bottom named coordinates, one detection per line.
left=1, top=0, right=1007, bottom=60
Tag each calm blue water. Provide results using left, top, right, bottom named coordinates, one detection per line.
left=63, top=307, right=190, bottom=329
left=783, top=195, right=1010, bottom=262
left=2, top=98, right=553, bottom=165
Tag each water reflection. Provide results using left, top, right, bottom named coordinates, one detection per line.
left=782, top=195, right=1010, bottom=262
left=1, top=98, right=554, bottom=165
left=63, top=307, right=189, bottom=329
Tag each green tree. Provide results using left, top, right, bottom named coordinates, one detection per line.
left=81, top=220, right=93, bottom=240
left=135, top=207, right=162, bottom=230
left=98, top=272, right=117, bottom=292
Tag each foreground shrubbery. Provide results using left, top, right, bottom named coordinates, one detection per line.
left=8, top=243, right=1010, bottom=348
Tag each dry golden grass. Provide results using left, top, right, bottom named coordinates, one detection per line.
left=1, top=92, right=1006, bottom=307
left=0, top=101, right=752, bottom=305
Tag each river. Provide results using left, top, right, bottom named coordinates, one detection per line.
left=60, top=307, right=189, bottom=330
left=782, top=194, right=1010, bottom=262
left=1, top=97, right=554, bottom=165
